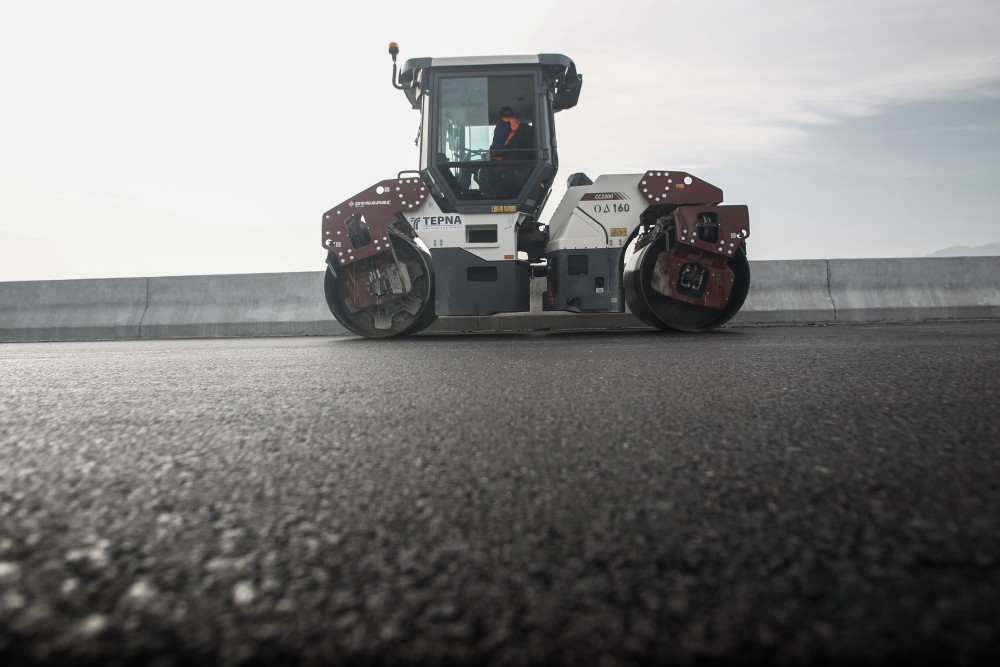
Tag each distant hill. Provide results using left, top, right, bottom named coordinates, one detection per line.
left=930, top=242, right=1000, bottom=257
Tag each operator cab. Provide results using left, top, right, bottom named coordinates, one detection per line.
left=394, top=54, right=581, bottom=216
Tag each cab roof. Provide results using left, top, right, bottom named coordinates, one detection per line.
left=397, top=53, right=581, bottom=112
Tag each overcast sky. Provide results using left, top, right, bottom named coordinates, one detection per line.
left=1, top=0, right=998, bottom=281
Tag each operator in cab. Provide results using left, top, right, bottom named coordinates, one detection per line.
left=490, top=106, right=520, bottom=160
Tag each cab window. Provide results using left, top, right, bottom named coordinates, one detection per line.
left=436, top=75, right=536, bottom=201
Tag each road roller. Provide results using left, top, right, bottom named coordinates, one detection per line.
left=321, top=44, right=750, bottom=337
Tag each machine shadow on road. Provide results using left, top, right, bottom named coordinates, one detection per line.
left=326, top=327, right=752, bottom=345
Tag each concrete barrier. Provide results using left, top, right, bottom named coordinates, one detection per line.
left=2, top=258, right=998, bottom=342
left=0, top=277, right=148, bottom=342
left=140, top=272, right=346, bottom=339
left=730, top=259, right=835, bottom=324
left=828, top=257, right=1000, bottom=322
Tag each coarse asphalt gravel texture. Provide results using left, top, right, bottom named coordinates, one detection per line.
left=1, top=322, right=999, bottom=666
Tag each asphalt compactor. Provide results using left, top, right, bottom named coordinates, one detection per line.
left=321, top=46, right=750, bottom=338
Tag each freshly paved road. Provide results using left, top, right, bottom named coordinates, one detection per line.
left=1, top=322, right=999, bottom=666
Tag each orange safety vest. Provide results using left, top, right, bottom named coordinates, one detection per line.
left=493, top=116, right=520, bottom=160
left=500, top=116, right=520, bottom=145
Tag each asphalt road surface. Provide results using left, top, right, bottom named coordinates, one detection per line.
left=1, top=322, right=999, bottom=666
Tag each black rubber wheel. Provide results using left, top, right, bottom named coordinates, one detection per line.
left=623, top=234, right=750, bottom=332
left=324, top=234, right=436, bottom=338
